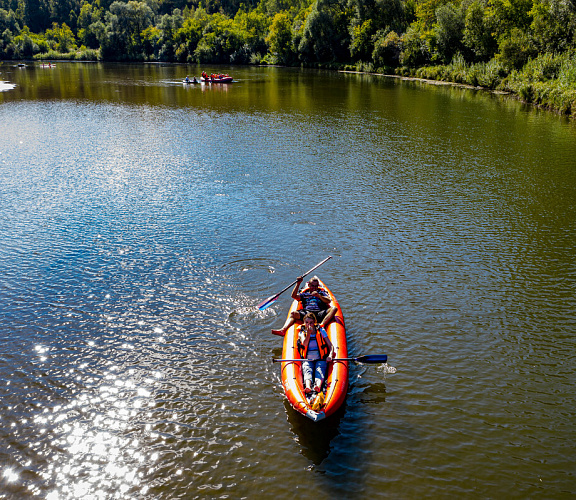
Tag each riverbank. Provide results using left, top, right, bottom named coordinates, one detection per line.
left=342, top=53, right=576, bottom=119
left=405, top=53, right=576, bottom=119
left=341, top=69, right=511, bottom=93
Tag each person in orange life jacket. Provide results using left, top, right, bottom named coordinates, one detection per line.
left=271, top=276, right=337, bottom=336
left=298, top=312, right=335, bottom=394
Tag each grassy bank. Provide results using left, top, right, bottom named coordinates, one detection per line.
left=401, top=51, right=576, bottom=118
left=33, top=49, right=100, bottom=61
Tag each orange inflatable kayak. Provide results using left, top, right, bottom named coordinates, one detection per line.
left=279, top=279, right=348, bottom=422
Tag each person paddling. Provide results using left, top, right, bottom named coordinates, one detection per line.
left=271, top=276, right=337, bottom=336
left=298, top=312, right=335, bottom=394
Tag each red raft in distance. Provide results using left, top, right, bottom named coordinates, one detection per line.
left=201, top=72, right=233, bottom=83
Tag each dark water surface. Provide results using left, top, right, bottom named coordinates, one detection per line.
left=1, top=62, right=575, bottom=498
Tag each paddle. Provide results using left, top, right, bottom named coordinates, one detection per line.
left=273, top=354, right=388, bottom=364
left=257, top=256, right=332, bottom=310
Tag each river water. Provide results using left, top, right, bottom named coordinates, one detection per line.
left=0, top=62, right=575, bottom=499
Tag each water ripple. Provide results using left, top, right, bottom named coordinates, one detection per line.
left=1, top=67, right=576, bottom=498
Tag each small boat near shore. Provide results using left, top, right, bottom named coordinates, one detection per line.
left=277, top=279, right=348, bottom=422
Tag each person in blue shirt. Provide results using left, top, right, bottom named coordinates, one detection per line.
left=271, top=276, right=337, bottom=336
left=298, top=312, right=335, bottom=394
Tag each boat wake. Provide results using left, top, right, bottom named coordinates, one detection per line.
left=0, top=81, right=16, bottom=92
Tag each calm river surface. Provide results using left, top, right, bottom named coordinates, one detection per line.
left=1, top=62, right=575, bottom=499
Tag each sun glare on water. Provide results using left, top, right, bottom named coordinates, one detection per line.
left=14, top=361, right=167, bottom=499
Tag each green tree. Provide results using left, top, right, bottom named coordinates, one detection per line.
left=45, top=22, right=77, bottom=52
left=434, top=2, right=465, bottom=63
left=77, top=2, right=102, bottom=48
left=142, top=24, right=160, bottom=56
left=348, top=0, right=405, bottom=63
left=372, top=28, right=401, bottom=67
left=0, top=7, right=19, bottom=32
left=497, top=26, right=536, bottom=68
left=22, top=0, right=50, bottom=32
left=400, top=23, right=432, bottom=65
left=375, top=0, right=406, bottom=32
left=49, top=0, right=83, bottom=31
left=350, top=18, right=373, bottom=60
left=266, top=10, right=294, bottom=63
left=348, top=0, right=404, bottom=29
left=202, top=0, right=253, bottom=16
left=298, top=0, right=350, bottom=63
left=463, top=0, right=498, bottom=61
left=488, top=0, right=533, bottom=40
left=100, top=0, right=154, bottom=59
left=157, top=9, right=183, bottom=60
left=193, top=12, right=244, bottom=63
left=173, top=12, right=205, bottom=62
left=1, top=27, right=15, bottom=57
left=233, top=8, right=270, bottom=59
left=400, top=0, right=446, bottom=65
left=262, top=0, right=296, bottom=15
left=530, top=0, right=576, bottom=52
left=11, top=25, right=44, bottom=56
left=413, top=0, right=451, bottom=30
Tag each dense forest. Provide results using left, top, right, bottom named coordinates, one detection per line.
left=1, top=0, right=575, bottom=114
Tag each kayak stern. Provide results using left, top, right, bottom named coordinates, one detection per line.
left=305, top=409, right=326, bottom=422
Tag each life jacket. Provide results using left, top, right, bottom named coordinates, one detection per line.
left=297, top=326, right=329, bottom=360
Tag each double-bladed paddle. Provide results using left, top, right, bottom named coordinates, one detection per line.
left=257, top=256, right=332, bottom=310
left=272, top=354, right=388, bottom=364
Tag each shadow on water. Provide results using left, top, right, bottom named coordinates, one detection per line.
left=283, top=400, right=346, bottom=465
left=303, top=366, right=399, bottom=496
left=356, top=381, right=389, bottom=405
left=321, top=379, right=390, bottom=498
left=281, top=366, right=394, bottom=497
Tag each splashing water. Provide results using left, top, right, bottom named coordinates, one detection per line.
left=384, top=363, right=397, bottom=374
left=378, top=363, right=397, bottom=375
